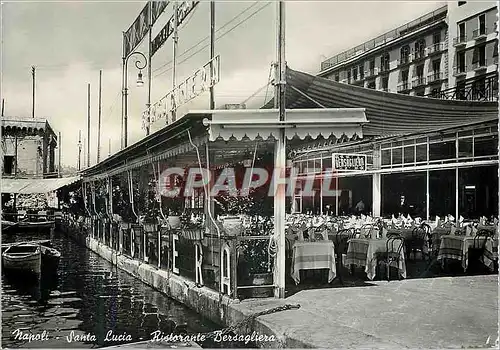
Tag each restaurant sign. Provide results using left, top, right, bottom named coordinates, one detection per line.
left=151, top=1, right=200, bottom=57
left=332, top=153, right=367, bottom=171
left=142, top=55, right=221, bottom=129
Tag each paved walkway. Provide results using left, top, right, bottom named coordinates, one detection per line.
left=233, top=275, right=498, bottom=348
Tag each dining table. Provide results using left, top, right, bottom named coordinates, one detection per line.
left=437, top=235, right=498, bottom=271
left=345, top=238, right=407, bottom=281
left=291, top=241, right=337, bottom=284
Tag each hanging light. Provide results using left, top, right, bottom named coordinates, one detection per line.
left=136, top=71, right=144, bottom=87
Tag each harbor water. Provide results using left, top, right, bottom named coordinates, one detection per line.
left=1, top=230, right=225, bottom=348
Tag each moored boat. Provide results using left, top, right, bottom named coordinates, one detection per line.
left=2, top=243, right=41, bottom=275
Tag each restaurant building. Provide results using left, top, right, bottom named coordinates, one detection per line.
left=281, top=68, right=498, bottom=221
left=318, top=2, right=498, bottom=101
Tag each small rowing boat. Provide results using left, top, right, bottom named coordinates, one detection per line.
left=2, top=243, right=41, bottom=275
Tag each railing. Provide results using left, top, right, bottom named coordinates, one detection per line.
left=473, top=60, right=487, bottom=70
left=365, top=67, right=378, bottom=77
left=413, top=50, right=427, bottom=61
left=61, top=214, right=277, bottom=300
left=427, top=42, right=445, bottom=55
left=472, top=28, right=487, bottom=40
left=397, top=55, right=412, bottom=66
left=427, top=71, right=444, bottom=83
left=453, top=66, right=467, bottom=76
left=320, top=5, right=447, bottom=71
left=397, top=81, right=411, bottom=92
left=425, top=75, right=498, bottom=101
left=379, top=65, right=390, bottom=73
left=412, top=76, right=427, bottom=87
left=453, top=35, right=467, bottom=46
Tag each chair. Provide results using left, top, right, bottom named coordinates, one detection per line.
left=376, top=235, right=405, bottom=281
left=406, top=226, right=428, bottom=261
left=333, top=228, right=356, bottom=283
left=467, top=232, right=490, bottom=273
left=360, top=224, right=379, bottom=239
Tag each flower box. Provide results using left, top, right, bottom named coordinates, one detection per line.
left=167, top=216, right=181, bottom=229
left=180, top=228, right=204, bottom=241
left=221, top=216, right=243, bottom=236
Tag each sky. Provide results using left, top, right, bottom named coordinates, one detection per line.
left=1, top=0, right=445, bottom=168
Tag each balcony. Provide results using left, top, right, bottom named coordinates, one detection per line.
left=427, top=71, right=445, bottom=83
left=472, top=28, right=487, bottom=40
left=427, top=42, right=445, bottom=55
left=413, top=50, right=427, bottom=61
left=453, top=66, right=467, bottom=77
left=397, top=81, right=411, bottom=92
left=453, top=35, right=467, bottom=47
left=379, top=65, right=390, bottom=74
left=365, top=67, right=379, bottom=77
left=412, top=76, right=427, bottom=88
left=397, top=55, right=412, bottom=67
left=473, top=60, right=487, bottom=71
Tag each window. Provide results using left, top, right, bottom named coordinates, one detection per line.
left=369, top=59, right=375, bottom=71
left=457, top=51, right=466, bottom=72
left=479, top=14, right=486, bottom=35
left=323, top=156, right=332, bottom=171
left=474, top=135, right=498, bottom=157
left=392, top=148, right=402, bottom=165
left=352, top=67, right=358, bottom=81
left=415, top=39, right=426, bottom=59
left=347, top=70, right=351, bottom=83
left=404, top=146, right=415, bottom=163
left=367, top=80, right=376, bottom=89
left=359, top=65, right=364, bottom=80
left=456, top=81, right=466, bottom=100
left=432, top=60, right=441, bottom=73
left=458, top=1, right=466, bottom=6
left=473, top=78, right=486, bottom=99
left=381, top=149, right=391, bottom=166
left=382, top=76, right=389, bottom=90
left=402, top=69, right=409, bottom=82
left=381, top=53, right=390, bottom=71
left=458, top=22, right=466, bottom=41
left=334, top=74, right=339, bottom=82
left=400, top=45, right=410, bottom=64
left=3, top=156, right=14, bottom=175
left=429, top=141, right=456, bottom=161
left=433, top=32, right=441, bottom=44
left=472, top=45, right=486, bottom=66
left=416, top=144, right=427, bottom=162
left=458, top=138, right=473, bottom=158
left=416, top=65, right=424, bottom=78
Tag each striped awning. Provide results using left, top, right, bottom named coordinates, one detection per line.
left=1, top=176, right=80, bottom=194
left=263, top=68, right=498, bottom=137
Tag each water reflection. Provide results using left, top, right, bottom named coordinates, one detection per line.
left=2, top=231, right=217, bottom=348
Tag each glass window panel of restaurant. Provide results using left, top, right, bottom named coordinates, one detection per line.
left=429, top=169, right=456, bottom=218
left=416, top=137, right=428, bottom=163
left=459, top=165, right=498, bottom=219
left=458, top=130, right=473, bottom=159
left=381, top=172, right=426, bottom=218
left=381, top=143, right=391, bottom=167
left=322, top=155, right=332, bottom=171
left=337, top=176, right=372, bottom=216
left=429, top=133, right=456, bottom=163
left=474, top=134, right=498, bottom=159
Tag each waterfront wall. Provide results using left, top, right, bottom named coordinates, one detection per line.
left=62, top=225, right=301, bottom=348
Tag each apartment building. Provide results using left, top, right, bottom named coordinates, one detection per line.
left=318, top=2, right=498, bottom=101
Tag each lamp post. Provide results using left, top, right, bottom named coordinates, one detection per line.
left=122, top=51, right=147, bottom=148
